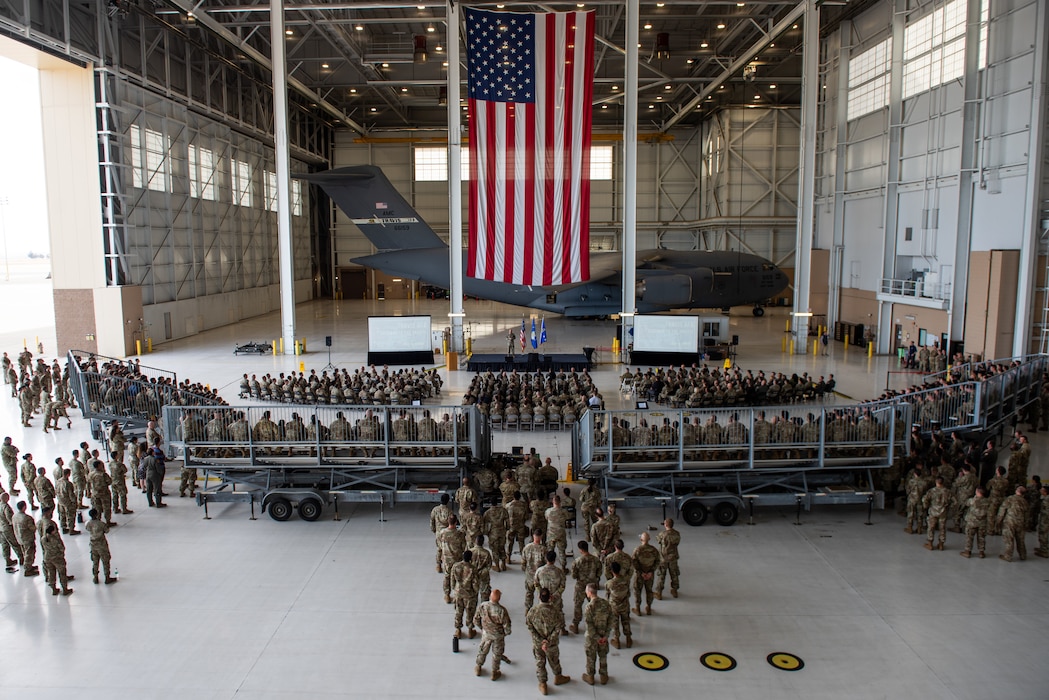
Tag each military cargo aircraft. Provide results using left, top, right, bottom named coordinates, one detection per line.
left=300, top=166, right=790, bottom=317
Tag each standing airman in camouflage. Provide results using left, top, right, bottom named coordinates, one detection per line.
left=569, top=540, right=602, bottom=634
left=12, top=500, right=39, bottom=576
left=1033, top=485, right=1049, bottom=558
left=499, top=470, right=519, bottom=506
left=19, top=454, right=38, bottom=510
left=451, top=549, right=479, bottom=639
left=522, top=529, right=547, bottom=612
left=34, top=467, right=56, bottom=513
left=470, top=534, right=494, bottom=599
left=506, top=492, right=529, bottom=561
left=0, top=492, right=23, bottom=571
left=483, top=499, right=509, bottom=571
left=535, top=550, right=567, bottom=634
left=578, top=480, right=601, bottom=535
left=605, top=561, right=632, bottom=649
left=655, top=518, right=681, bottom=598
left=56, top=468, right=78, bottom=535
left=85, top=508, right=117, bottom=584
left=986, top=466, right=1010, bottom=535
left=590, top=508, right=616, bottom=560
left=923, top=477, right=953, bottom=551
left=437, top=515, right=467, bottom=604
left=461, top=501, right=483, bottom=543
left=631, top=531, right=661, bottom=616
left=1, top=437, right=19, bottom=495
left=997, top=486, right=1029, bottom=562
left=70, top=449, right=88, bottom=509
left=110, top=458, right=132, bottom=515
left=41, top=525, right=73, bottom=596
left=526, top=587, right=570, bottom=695
left=582, top=583, right=614, bottom=686
left=88, top=461, right=115, bottom=524
left=545, top=495, right=569, bottom=569
left=950, top=463, right=977, bottom=532
left=455, top=477, right=478, bottom=522
left=473, top=589, right=511, bottom=681
left=429, top=493, right=453, bottom=573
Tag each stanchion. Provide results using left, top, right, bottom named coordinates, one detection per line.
left=333, top=496, right=341, bottom=522
left=656, top=496, right=671, bottom=522
left=794, top=494, right=804, bottom=526
left=136, top=339, right=142, bottom=356
left=202, top=494, right=210, bottom=520
left=745, top=495, right=756, bottom=525
left=863, top=492, right=874, bottom=525
left=379, top=493, right=387, bottom=522
left=868, top=341, right=874, bottom=358
left=249, top=495, right=257, bottom=521
left=147, top=338, right=153, bottom=352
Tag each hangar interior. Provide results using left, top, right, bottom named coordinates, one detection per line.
left=0, top=1, right=1048, bottom=698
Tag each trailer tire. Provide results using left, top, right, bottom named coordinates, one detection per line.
left=268, top=497, right=293, bottom=522
left=298, top=498, right=323, bottom=522
left=713, top=502, right=739, bottom=526
left=682, top=501, right=708, bottom=527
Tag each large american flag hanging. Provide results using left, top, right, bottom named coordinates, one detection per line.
left=465, top=7, right=595, bottom=286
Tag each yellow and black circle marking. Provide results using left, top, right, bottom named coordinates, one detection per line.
left=632, top=652, right=669, bottom=672
left=767, top=652, right=804, bottom=671
left=699, top=652, right=737, bottom=672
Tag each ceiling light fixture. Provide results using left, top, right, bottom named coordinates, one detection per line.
left=321, top=63, right=329, bottom=69
left=644, top=23, right=652, bottom=30
left=285, top=29, right=293, bottom=36
left=355, top=24, right=363, bottom=31
left=769, top=84, right=777, bottom=89
left=700, top=41, right=709, bottom=48
left=716, top=22, right=726, bottom=30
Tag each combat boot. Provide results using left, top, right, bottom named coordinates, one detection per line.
left=923, top=542, right=933, bottom=550
left=123, top=509, right=134, bottom=514
left=61, top=587, right=73, bottom=596
left=474, top=665, right=482, bottom=677
left=599, top=673, right=608, bottom=685
left=645, top=604, right=652, bottom=615
left=468, top=627, right=477, bottom=639
left=538, top=682, right=547, bottom=695
left=436, top=562, right=442, bottom=573
left=554, top=674, right=570, bottom=685
left=1035, top=550, right=1049, bottom=558
left=569, top=623, right=578, bottom=634
left=998, top=554, right=1012, bottom=562
left=104, top=576, right=117, bottom=584
left=444, top=594, right=451, bottom=604
left=69, top=529, right=81, bottom=536
left=655, top=591, right=662, bottom=600
left=51, top=586, right=60, bottom=596
left=611, top=637, right=620, bottom=649
left=978, top=551, right=985, bottom=558
left=625, top=636, right=633, bottom=648
left=582, top=673, right=594, bottom=685
left=491, top=670, right=501, bottom=681
left=631, top=606, right=641, bottom=615
left=93, top=574, right=99, bottom=584
left=671, top=589, right=678, bottom=598
left=960, top=551, right=971, bottom=558
left=454, top=628, right=461, bottom=639
left=936, top=543, right=944, bottom=551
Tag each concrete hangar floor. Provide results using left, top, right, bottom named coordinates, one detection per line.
left=0, top=294, right=1046, bottom=700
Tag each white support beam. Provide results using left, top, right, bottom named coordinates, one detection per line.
left=447, top=0, right=464, bottom=354
left=791, top=0, right=818, bottom=353
left=622, top=0, right=639, bottom=337
left=271, top=0, right=296, bottom=354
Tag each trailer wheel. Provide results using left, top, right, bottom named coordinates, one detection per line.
left=298, top=498, right=323, bottom=522
left=713, top=502, right=739, bottom=526
left=682, top=501, right=708, bottom=527
left=268, top=497, right=293, bottom=522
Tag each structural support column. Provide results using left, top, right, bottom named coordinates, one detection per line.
left=271, top=0, right=296, bottom=354
left=949, top=0, right=985, bottom=356
left=828, top=22, right=851, bottom=329
left=791, top=0, right=819, bottom=352
left=447, top=0, right=465, bottom=353
left=878, top=0, right=907, bottom=354
left=1014, top=0, right=1049, bottom=355
left=621, top=0, right=639, bottom=351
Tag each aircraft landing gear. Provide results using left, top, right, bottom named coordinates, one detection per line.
left=752, top=306, right=765, bottom=317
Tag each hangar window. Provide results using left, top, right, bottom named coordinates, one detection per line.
left=414, top=145, right=613, bottom=181
left=846, top=38, right=891, bottom=121
left=590, top=145, right=613, bottom=181
left=188, top=144, right=217, bottom=201
left=129, top=124, right=170, bottom=192
left=264, top=170, right=278, bottom=212
left=292, top=178, right=303, bottom=217
left=902, top=0, right=988, bottom=100
left=232, top=158, right=253, bottom=207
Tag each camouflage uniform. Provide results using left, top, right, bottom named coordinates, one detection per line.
left=461, top=508, right=483, bottom=544
left=109, top=460, right=130, bottom=514
left=55, top=474, right=77, bottom=533
left=996, top=493, right=1028, bottom=562
left=922, top=485, right=952, bottom=549
left=473, top=597, right=512, bottom=678
left=450, top=557, right=479, bottom=637
left=498, top=477, right=518, bottom=506
left=570, top=550, right=603, bottom=629
left=605, top=572, right=632, bottom=647
left=986, top=474, right=1010, bottom=535
left=590, top=517, right=616, bottom=559
left=19, top=458, right=37, bottom=509
left=604, top=548, right=633, bottom=582
left=951, top=470, right=977, bottom=531
left=483, top=505, right=509, bottom=570
left=961, top=495, right=990, bottom=557
left=436, top=525, right=466, bottom=601
left=521, top=538, right=547, bottom=612
left=470, top=543, right=494, bottom=598
left=505, top=497, right=529, bottom=559
left=0, top=499, right=23, bottom=567
left=41, top=528, right=72, bottom=594
left=655, top=525, right=682, bottom=596
left=70, top=456, right=87, bottom=508
left=1035, top=491, right=1049, bottom=557
left=1, top=441, right=18, bottom=494
left=535, top=561, right=567, bottom=622
left=179, top=463, right=198, bottom=498
left=34, top=472, right=56, bottom=512
left=12, top=508, right=36, bottom=573
left=545, top=504, right=569, bottom=568
left=455, top=483, right=478, bottom=522
left=526, top=600, right=567, bottom=686
left=530, top=497, right=549, bottom=544
left=583, top=594, right=614, bottom=683
left=631, top=541, right=661, bottom=613
left=88, top=467, right=114, bottom=523
left=85, top=516, right=114, bottom=583
left=429, top=500, right=453, bottom=571
left=578, top=483, right=601, bottom=534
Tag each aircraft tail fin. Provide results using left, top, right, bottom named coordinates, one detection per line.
left=298, top=166, right=446, bottom=251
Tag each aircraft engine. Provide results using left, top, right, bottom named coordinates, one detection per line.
left=636, top=274, right=695, bottom=305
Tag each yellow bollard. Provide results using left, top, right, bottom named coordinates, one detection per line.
left=279, top=337, right=284, bottom=354
left=844, top=335, right=849, bottom=351
left=790, top=340, right=795, bottom=354
left=272, top=340, right=278, bottom=355
left=813, top=334, right=818, bottom=356
left=301, top=337, right=307, bottom=353
left=564, top=461, right=573, bottom=482
left=465, top=337, right=473, bottom=356
left=299, top=361, right=305, bottom=373
left=442, top=339, right=448, bottom=356
left=868, top=341, right=874, bottom=358
left=136, top=340, right=142, bottom=356
left=782, top=336, right=787, bottom=353
left=147, top=338, right=153, bottom=353
left=785, top=319, right=790, bottom=333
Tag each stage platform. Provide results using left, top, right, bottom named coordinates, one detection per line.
left=466, top=352, right=591, bottom=373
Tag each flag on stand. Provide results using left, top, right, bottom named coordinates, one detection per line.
left=540, top=317, right=547, bottom=345
left=520, top=319, right=526, bottom=351
left=465, top=7, right=595, bottom=286
left=530, top=318, right=538, bottom=349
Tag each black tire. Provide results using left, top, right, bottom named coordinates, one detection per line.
left=752, top=306, right=765, bottom=317
left=298, top=499, right=323, bottom=522
left=713, top=502, right=739, bottom=526
left=268, top=497, right=293, bottom=521
left=681, top=501, right=708, bottom=527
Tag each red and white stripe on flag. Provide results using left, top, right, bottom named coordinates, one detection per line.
left=466, top=8, right=595, bottom=286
